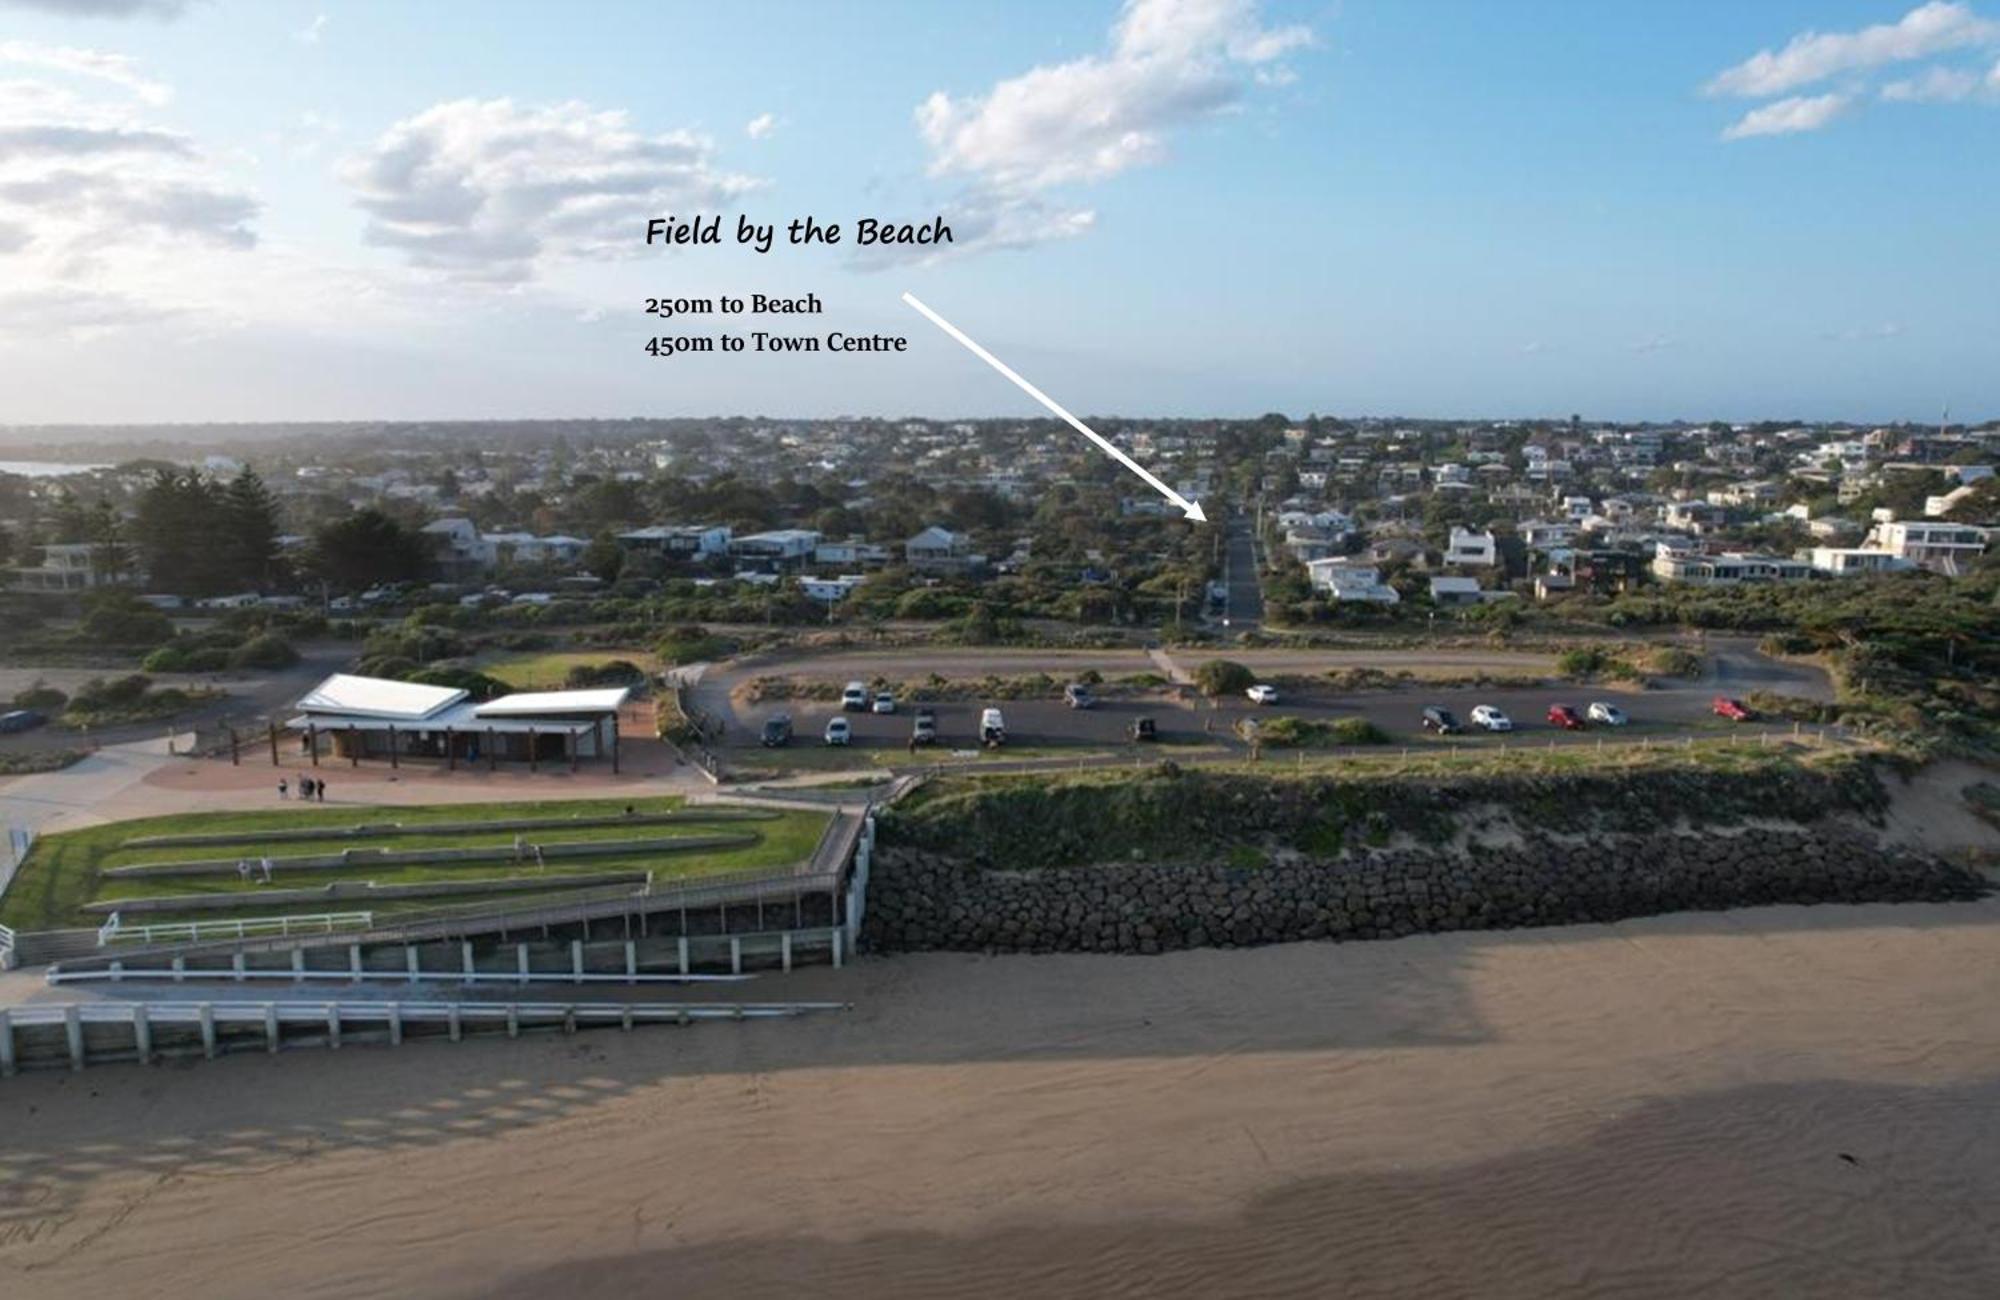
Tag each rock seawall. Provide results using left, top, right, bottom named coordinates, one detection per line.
left=862, top=828, right=1985, bottom=955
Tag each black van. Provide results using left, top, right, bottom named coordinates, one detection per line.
left=760, top=713, right=793, bottom=747
left=0, top=709, right=46, bottom=734
left=1421, top=706, right=1462, bottom=735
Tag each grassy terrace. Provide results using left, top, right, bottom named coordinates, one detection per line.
left=0, top=795, right=829, bottom=931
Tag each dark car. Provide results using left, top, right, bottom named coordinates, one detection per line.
left=1063, top=683, right=1097, bottom=709
left=1128, top=716, right=1158, bottom=742
left=759, top=713, right=793, bottom=747
left=0, top=709, right=47, bottom=734
left=1421, top=706, right=1462, bottom=735
left=1546, top=704, right=1586, bottom=731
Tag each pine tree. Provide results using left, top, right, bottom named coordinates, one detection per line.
left=221, top=468, right=282, bottom=590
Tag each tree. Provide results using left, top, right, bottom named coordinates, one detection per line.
left=582, top=531, right=626, bottom=584
left=1193, top=659, right=1255, bottom=697
left=221, top=469, right=282, bottom=590
left=131, top=470, right=225, bottom=594
left=86, top=497, right=132, bottom=585
left=311, top=508, right=427, bottom=592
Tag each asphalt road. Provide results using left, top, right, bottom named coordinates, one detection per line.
left=1221, top=509, right=1264, bottom=627
left=0, top=642, right=350, bottom=757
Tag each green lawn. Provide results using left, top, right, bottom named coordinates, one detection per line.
left=0, top=795, right=828, bottom=931
left=481, top=649, right=657, bottom=690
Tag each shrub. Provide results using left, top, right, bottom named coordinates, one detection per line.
left=1647, top=646, right=1703, bottom=678
left=657, top=625, right=731, bottom=665
left=1330, top=717, right=1389, bottom=745
left=77, top=598, right=174, bottom=646
left=12, top=682, right=67, bottom=711
left=1194, top=659, right=1255, bottom=697
left=565, top=659, right=645, bottom=688
left=141, top=644, right=229, bottom=673
left=401, top=666, right=510, bottom=700
left=70, top=674, right=152, bottom=712
left=226, top=633, right=300, bottom=670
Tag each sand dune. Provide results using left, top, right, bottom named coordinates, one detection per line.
left=3, top=899, right=1998, bottom=1298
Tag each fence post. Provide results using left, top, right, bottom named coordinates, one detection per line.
left=131, top=1003, right=151, bottom=1065
left=0, top=1008, right=13, bottom=1077
left=63, top=1006, right=85, bottom=1071
left=198, top=1003, right=217, bottom=1059
left=265, top=1004, right=281, bottom=1054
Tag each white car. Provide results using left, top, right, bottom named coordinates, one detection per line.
left=1470, top=705, right=1513, bottom=732
left=1246, top=684, right=1280, bottom=705
left=841, top=681, right=869, bottom=711
left=823, top=717, right=852, bottom=746
left=872, top=692, right=897, bottom=714
left=1587, top=701, right=1628, bottom=727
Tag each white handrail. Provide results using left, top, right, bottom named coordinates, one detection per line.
left=101, top=911, right=377, bottom=946
left=0, top=922, right=15, bottom=972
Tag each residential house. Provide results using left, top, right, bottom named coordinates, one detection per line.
left=1865, top=520, right=1990, bottom=575
left=1304, top=559, right=1400, bottom=604
left=905, top=525, right=980, bottom=575
left=1444, top=527, right=1497, bottom=567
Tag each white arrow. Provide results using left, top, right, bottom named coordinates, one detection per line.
left=901, top=291, right=1207, bottom=523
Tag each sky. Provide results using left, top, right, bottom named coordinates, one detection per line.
left=0, top=0, right=1994, bottom=428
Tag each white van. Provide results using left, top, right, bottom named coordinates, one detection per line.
left=841, top=681, right=869, bottom=711
left=980, top=707, right=1006, bottom=747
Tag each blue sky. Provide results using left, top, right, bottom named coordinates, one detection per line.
left=0, top=0, right=1994, bottom=426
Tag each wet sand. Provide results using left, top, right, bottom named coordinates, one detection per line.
left=3, top=899, right=1997, bottom=1298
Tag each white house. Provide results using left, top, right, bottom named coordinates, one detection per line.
left=1445, top=527, right=1497, bottom=567
left=1650, top=547, right=1815, bottom=585
left=1865, top=520, right=1990, bottom=574
left=1808, top=548, right=1912, bottom=577
left=1304, top=559, right=1400, bottom=604
left=10, top=542, right=115, bottom=591
left=799, top=574, right=866, bottom=602
left=813, top=538, right=891, bottom=567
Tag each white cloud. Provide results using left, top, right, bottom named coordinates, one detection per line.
left=1881, top=54, right=2000, bottom=98
left=1706, top=2, right=1998, bottom=97
left=0, top=40, right=171, bottom=105
left=1629, top=335, right=1676, bottom=354
left=1721, top=93, right=1850, bottom=140
left=297, top=13, right=327, bottom=45
left=341, top=98, right=763, bottom=284
left=0, top=0, right=198, bottom=17
left=902, top=0, right=1309, bottom=260
left=745, top=111, right=777, bottom=140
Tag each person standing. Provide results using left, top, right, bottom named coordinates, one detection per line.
left=315, top=778, right=327, bottom=803
left=278, top=777, right=288, bottom=799
left=259, top=856, right=274, bottom=884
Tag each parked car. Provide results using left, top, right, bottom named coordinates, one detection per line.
left=1063, top=682, right=1096, bottom=709
left=979, top=707, right=1006, bottom=747
left=0, top=709, right=47, bottom=734
left=1470, top=705, right=1513, bottom=732
left=841, top=681, right=869, bottom=711
left=911, top=709, right=938, bottom=745
left=872, top=691, right=896, bottom=714
left=1546, top=704, right=1586, bottom=731
left=823, top=717, right=852, bottom=746
left=759, top=713, right=793, bottom=747
left=1421, top=706, right=1462, bottom=735
left=1128, top=716, right=1158, bottom=742
left=1712, top=696, right=1754, bottom=722
left=1246, top=684, right=1279, bottom=705
left=1587, top=701, right=1628, bottom=727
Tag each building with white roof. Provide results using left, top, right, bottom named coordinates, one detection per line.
left=286, top=673, right=630, bottom=769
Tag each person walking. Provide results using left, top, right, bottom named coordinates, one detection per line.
left=259, top=856, right=274, bottom=884
left=237, top=859, right=251, bottom=883
left=315, top=778, right=327, bottom=803
left=277, top=777, right=288, bottom=799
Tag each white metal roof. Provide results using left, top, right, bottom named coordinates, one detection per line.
left=472, top=687, right=630, bottom=718
left=295, top=673, right=466, bottom=721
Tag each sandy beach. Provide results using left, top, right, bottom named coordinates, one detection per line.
left=3, top=898, right=1997, bottom=1299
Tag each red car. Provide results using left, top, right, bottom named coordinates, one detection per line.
left=1712, top=696, right=1753, bottom=722
left=1546, top=704, right=1586, bottom=731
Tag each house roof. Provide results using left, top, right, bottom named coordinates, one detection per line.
left=906, top=525, right=963, bottom=548
left=295, top=673, right=466, bottom=721
left=473, top=688, right=630, bottom=717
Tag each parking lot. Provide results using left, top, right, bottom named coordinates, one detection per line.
left=691, top=638, right=1829, bottom=764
